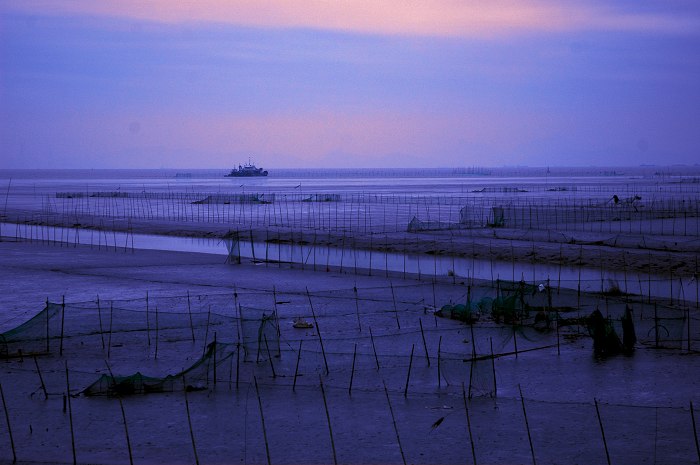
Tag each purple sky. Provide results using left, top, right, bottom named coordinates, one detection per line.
left=1, top=1, right=699, bottom=169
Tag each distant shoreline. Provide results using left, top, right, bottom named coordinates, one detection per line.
left=2, top=165, right=700, bottom=180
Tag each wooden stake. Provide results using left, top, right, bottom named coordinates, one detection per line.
left=65, top=362, right=77, bottom=465
left=59, top=295, right=65, bottom=356
left=108, top=302, right=114, bottom=359
left=691, top=401, right=700, bottom=464
left=353, top=284, right=362, bottom=332
left=404, top=344, right=414, bottom=398
left=293, top=340, right=303, bottom=392
left=0, top=380, right=16, bottom=464
left=33, top=357, right=48, bottom=400
left=468, top=350, right=474, bottom=399
left=419, top=318, right=430, bottom=367
left=203, top=305, right=212, bottom=359
left=437, top=335, right=442, bottom=388
left=105, top=361, right=134, bottom=465
left=319, top=376, right=338, bottom=465
left=187, top=290, right=195, bottom=343
left=518, top=385, right=536, bottom=465
left=183, top=377, right=200, bottom=465
left=253, top=376, right=271, bottom=465
left=212, top=333, right=217, bottom=387
left=594, top=398, right=611, bottom=465
left=264, top=335, right=276, bottom=378
left=383, top=381, right=407, bottom=465
left=45, top=297, right=50, bottom=354
left=145, top=291, right=151, bottom=347
left=236, top=343, right=240, bottom=389
left=349, top=343, right=358, bottom=395
left=154, top=305, right=159, bottom=360
left=369, top=326, right=380, bottom=370
left=462, top=383, right=477, bottom=465
left=490, top=338, right=497, bottom=398
left=390, top=282, right=400, bottom=330
left=97, top=295, right=105, bottom=350
left=306, top=288, right=329, bottom=374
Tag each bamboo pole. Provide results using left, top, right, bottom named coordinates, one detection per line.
left=369, top=326, right=380, bottom=370
left=390, top=282, right=400, bottom=329
left=319, top=376, right=338, bottom=465
left=183, top=377, right=200, bottom=465
left=518, top=385, right=536, bottom=465
left=404, top=344, right=414, bottom=398
left=293, top=340, right=303, bottom=392
left=306, top=288, right=329, bottom=374
left=45, top=297, right=50, bottom=354
left=437, top=335, right=442, bottom=387
left=594, top=398, right=611, bottom=465
left=264, top=335, right=276, bottom=378
left=105, top=361, right=134, bottom=465
left=691, top=401, right=700, bottom=464
left=203, top=305, right=212, bottom=359
left=253, top=376, right=271, bottom=465
left=187, top=290, right=195, bottom=343
left=490, top=338, right=497, bottom=398
left=145, top=291, right=151, bottom=347
left=353, top=284, right=362, bottom=332
left=97, top=295, right=105, bottom=350
left=383, top=381, right=407, bottom=465
left=154, top=305, right=159, bottom=360
left=419, top=318, right=430, bottom=367
left=65, top=362, right=77, bottom=465
left=108, top=302, right=114, bottom=359
left=0, top=380, right=16, bottom=464
left=236, top=343, right=241, bottom=389
left=59, top=295, right=65, bottom=356
left=348, top=343, right=357, bottom=395
left=462, top=383, right=477, bottom=465
left=33, top=357, right=48, bottom=400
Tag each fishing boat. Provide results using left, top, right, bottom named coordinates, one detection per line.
left=225, top=160, right=268, bottom=177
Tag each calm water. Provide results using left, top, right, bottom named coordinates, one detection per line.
left=3, top=222, right=691, bottom=301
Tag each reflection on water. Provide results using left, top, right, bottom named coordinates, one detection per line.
left=3, top=222, right=691, bottom=302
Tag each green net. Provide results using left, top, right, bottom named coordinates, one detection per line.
left=81, top=342, right=239, bottom=395
left=0, top=302, right=61, bottom=357
left=239, top=306, right=280, bottom=362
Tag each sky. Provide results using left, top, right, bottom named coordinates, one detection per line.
left=1, top=1, right=699, bottom=169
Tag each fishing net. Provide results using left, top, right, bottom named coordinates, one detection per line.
left=0, top=302, right=61, bottom=357
left=239, top=306, right=280, bottom=362
left=81, top=342, right=239, bottom=396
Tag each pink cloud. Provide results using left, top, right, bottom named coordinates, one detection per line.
left=33, top=107, right=547, bottom=168
left=3, top=0, right=698, bottom=37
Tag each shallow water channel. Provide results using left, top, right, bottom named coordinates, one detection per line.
left=3, top=222, right=693, bottom=302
